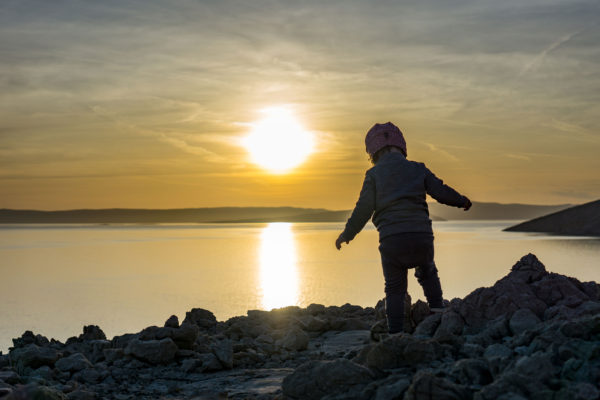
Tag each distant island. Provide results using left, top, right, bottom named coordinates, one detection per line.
left=0, top=202, right=572, bottom=224
left=504, top=199, right=600, bottom=236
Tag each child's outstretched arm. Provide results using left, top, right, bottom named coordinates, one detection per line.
left=425, top=167, right=471, bottom=210
left=336, top=172, right=376, bottom=250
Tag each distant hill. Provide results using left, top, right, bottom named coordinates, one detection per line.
left=0, top=207, right=347, bottom=224
left=0, top=201, right=572, bottom=224
left=428, top=201, right=571, bottom=221
left=504, top=199, right=600, bottom=236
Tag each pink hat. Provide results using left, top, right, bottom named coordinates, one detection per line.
left=365, top=122, right=407, bottom=156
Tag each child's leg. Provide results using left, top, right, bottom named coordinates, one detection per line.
left=379, top=240, right=408, bottom=333
left=414, top=261, right=444, bottom=308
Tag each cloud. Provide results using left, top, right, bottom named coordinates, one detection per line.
left=519, top=30, right=582, bottom=76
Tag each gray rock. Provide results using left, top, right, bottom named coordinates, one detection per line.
left=450, top=358, right=493, bottom=386
left=78, top=325, right=106, bottom=341
left=509, top=309, right=541, bottom=335
left=124, top=338, right=178, bottom=364
left=182, top=308, right=217, bottom=330
left=30, top=365, right=54, bottom=381
left=212, top=339, right=233, bottom=369
left=411, top=300, right=431, bottom=327
left=278, top=326, right=309, bottom=351
left=181, top=358, right=202, bottom=373
left=374, top=377, right=410, bottom=400
left=413, top=313, right=442, bottom=337
left=307, top=303, right=326, bottom=315
left=282, top=359, right=375, bottom=400
left=155, top=323, right=199, bottom=350
left=0, top=371, right=21, bottom=385
left=364, top=334, right=442, bottom=370
left=404, top=370, right=471, bottom=400
left=55, top=353, right=92, bottom=373
left=164, top=315, right=179, bottom=328
left=7, top=383, right=67, bottom=399
left=198, top=352, right=223, bottom=372
left=103, top=348, right=124, bottom=363
left=66, top=389, right=97, bottom=400
left=9, top=344, right=60, bottom=369
left=434, top=311, right=464, bottom=339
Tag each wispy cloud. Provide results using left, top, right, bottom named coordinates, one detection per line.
left=519, top=30, right=582, bottom=76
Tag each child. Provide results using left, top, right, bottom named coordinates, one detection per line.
left=335, top=122, right=471, bottom=334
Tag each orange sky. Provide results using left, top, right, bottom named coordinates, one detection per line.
left=1, top=1, right=599, bottom=210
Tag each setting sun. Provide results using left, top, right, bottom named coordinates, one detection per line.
left=243, top=107, right=314, bottom=174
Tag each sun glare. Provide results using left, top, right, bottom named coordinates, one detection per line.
left=243, top=107, right=314, bottom=174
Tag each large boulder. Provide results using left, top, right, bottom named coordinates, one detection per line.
left=124, top=338, right=178, bottom=364
left=405, top=370, right=471, bottom=400
left=211, top=339, right=233, bottom=369
left=9, top=344, right=60, bottom=369
left=364, top=334, right=444, bottom=370
left=55, top=353, right=92, bottom=373
left=277, top=326, right=309, bottom=351
left=78, top=325, right=106, bottom=341
left=282, top=359, right=375, bottom=400
left=182, top=308, right=217, bottom=331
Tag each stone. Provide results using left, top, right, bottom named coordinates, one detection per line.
left=450, top=358, right=493, bottom=386
left=282, top=359, right=375, bottom=400
left=103, top=348, right=124, bottom=363
left=164, top=315, right=179, bottom=328
left=212, top=339, right=233, bottom=369
left=9, top=344, right=60, bottom=369
left=11, top=331, right=50, bottom=349
left=307, top=303, right=326, bottom=315
left=404, top=370, right=471, bottom=400
left=154, top=323, right=199, bottom=350
left=0, top=371, right=21, bottom=385
left=374, top=377, right=411, bottom=400
left=413, top=313, right=442, bottom=337
left=124, top=338, right=178, bottom=364
left=7, top=383, right=67, bottom=399
left=182, top=308, right=217, bottom=330
left=66, top=389, right=97, bottom=400
left=31, top=365, right=54, bottom=381
left=364, top=334, right=442, bottom=370
left=509, top=308, right=542, bottom=335
left=78, top=325, right=106, bottom=341
left=278, top=326, right=309, bottom=351
left=411, top=300, right=431, bottom=326
left=55, top=353, right=93, bottom=373
left=434, top=311, right=464, bottom=339
left=197, top=352, right=222, bottom=372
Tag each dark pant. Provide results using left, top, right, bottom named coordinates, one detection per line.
left=379, top=233, right=443, bottom=333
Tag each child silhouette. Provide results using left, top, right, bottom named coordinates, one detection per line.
left=336, top=122, right=471, bottom=334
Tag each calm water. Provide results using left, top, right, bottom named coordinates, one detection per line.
left=1, top=221, right=599, bottom=353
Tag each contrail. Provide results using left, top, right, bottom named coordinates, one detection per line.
left=519, top=29, right=582, bottom=76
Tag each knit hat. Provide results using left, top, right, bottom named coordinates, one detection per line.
left=365, top=122, right=407, bottom=157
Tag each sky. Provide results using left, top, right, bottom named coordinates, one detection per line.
left=1, top=0, right=599, bottom=210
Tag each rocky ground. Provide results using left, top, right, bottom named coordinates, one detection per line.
left=1, top=253, right=599, bottom=400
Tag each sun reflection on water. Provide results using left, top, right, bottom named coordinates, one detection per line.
left=259, top=223, right=299, bottom=310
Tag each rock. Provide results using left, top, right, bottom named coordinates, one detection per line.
left=7, top=383, right=67, bottom=399
left=364, top=334, right=442, bottom=370
left=78, top=325, right=106, bottom=342
left=66, top=389, right=97, bottom=400
left=9, top=344, right=60, bottom=369
left=374, top=377, right=411, bottom=400
left=413, top=313, right=442, bottom=337
left=282, top=359, right=374, bottom=400
left=300, top=315, right=329, bottom=332
left=154, top=323, right=199, bottom=350
left=164, top=315, right=179, bottom=328
left=212, top=339, right=233, bottom=369
left=124, top=338, right=178, bottom=364
left=411, top=300, right=431, bottom=326
left=102, top=348, right=124, bottom=363
left=110, top=333, right=138, bottom=349
left=307, top=303, right=326, bottom=315
left=509, top=308, right=541, bottom=335
left=278, top=326, right=309, bottom=351
left=11, top=331, right=50, bottom=349
left=404, top=370, right=471, bottom=400
left=198, top=353, right=223, bottom=372
left=182, top=308, right=217, bottom=331
left=31, top=365, right=54, bottom=381
left=508, top=253, right=547, bottom=283
left=434, top=311, right=464, bottom=339
left=450, top=358, right=493, bottom=386
left=56, top=353, right=93, bottom=373
left=181, top=358, right=202, bottom=373
left=0, top=371, right=21, bottom=385
left=483, top=343, right=512, bottom=375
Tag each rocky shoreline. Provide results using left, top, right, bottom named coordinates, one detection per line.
left=1, top=253, right=599, bottom=399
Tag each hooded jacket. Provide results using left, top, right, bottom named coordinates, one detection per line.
left=341, top=152, right=467, bottom=241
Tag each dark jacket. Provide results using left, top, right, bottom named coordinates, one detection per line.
left=341, top=152, right=467, bottom=241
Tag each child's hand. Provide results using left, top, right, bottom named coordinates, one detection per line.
left=335, top=233, right=349, bottom=250
left=463, top=197, right=472, bottom=211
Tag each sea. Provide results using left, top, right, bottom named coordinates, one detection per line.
left=1, top=221, right=599, bottom=353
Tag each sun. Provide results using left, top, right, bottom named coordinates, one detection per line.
left=242, top=107, right=314, bottom=174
